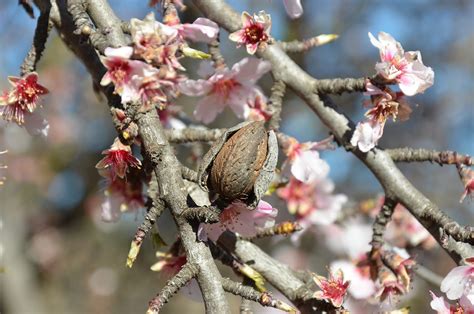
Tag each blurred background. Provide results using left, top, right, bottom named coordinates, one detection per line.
left=0, top=0, right=472, bottom=313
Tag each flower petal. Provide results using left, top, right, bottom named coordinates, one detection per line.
left=350, top=120, right=384, bottom=152
left=283, top=0, right=303, bottom=19
left=193, top=94, right=226, bottom=124
left=104, top=46, right=134, bottom=59
left=440, top=265, right=471, bottom=300
left=233, top=57, right=271, bottom=83
left=180, top=18, right=219, bottom=43
left=179, top=79, right=213, bottom=96
left=290, top=150, right=330, bottom=183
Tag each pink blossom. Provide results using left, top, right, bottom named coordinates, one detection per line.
left=364, top=80, right=412, bottom=124
left=283, top=0, right=303, bottom=19
left=350, top=120, right=384, bottom=152
left=278, top=177, right=347, bottom=226
left=369, top=32, right=434, bottom=96
left=430, top=291, right=452, bottom=314
left=100, top=47, right=150, bottom=95
left=229, top=11, right=271, bottom=55
left=429, top=291, right=473, bottom=314
left=130, top=13, right=183, bottom=69
left=124, top=65, right=184, bottom=108
left=313, top=268, right=350, bottom=308
left=374, top=264, right=406, bottom=302
left=283, top=136, right=333, bottom=183
left=248, top=95, right=272, bottom=122
left=96, top=138, right=141, bottom=181
left=6, top=72, right=49, bottom=113
left=440, top=258, right=474, bottom=301
left=179, top=57, right=271, bottom=123
left=177, top=18, right=219, bottom=44
left=0, top=72, right=49, bottom=131
left=331, top=260, right=375, bottom=300
left=198, top=200, right=278, bottom=242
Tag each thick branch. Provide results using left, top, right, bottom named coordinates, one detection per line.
left=387, top=148, right=472, bottom=166
left=67, top=0, right=109, bottom=52
left=39, top=0, right=230, bottom=311
left=313, top=77, right=366, bottom=95
left=267, top=80, right=286, bottom=130
left=137, top=109, right=230, bottom=313
left=166, top=128, right=225, bottom=143
left=84, top=0, right=128, bottom=47
left=217, top=232, right=331, bottom=311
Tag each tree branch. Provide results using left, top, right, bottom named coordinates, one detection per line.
left=166, top=128, right=225, bottom=143
left=147, top=263, right=199, bottom=314
left=278, top=34, right=338, bottom=53
left=191, top=0, right=473, bottom=264
left=267, top=80, right=286, bottom=130
left=21, top=3, right=53, bottom=75
left=371, top=198, right=397, bottom=250
left=38, top=0, right=230, bottom=311
left=313, top=77, right=366, bottom=95
left=387, top=148, right=472, bottom=166
left=221, top=278, right=296, bottom=313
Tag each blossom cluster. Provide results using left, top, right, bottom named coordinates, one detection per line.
left=179, top=57, right=271, bottom=123
left=351, top=32, right=435, bottom=152
left=101, top=12, right=219, bottom=111
left=0, top=72, right=49, bottom=136
left=277, top=136, right=347, bottom=231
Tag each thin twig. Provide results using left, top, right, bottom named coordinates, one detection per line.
left=147, top=263, right=199, bottom=314
left=208, top=39, right=226, bottom=69
left=222, top=278, right=296, bottom=313
left=371, top=198, right=397, bottom=250
left=126, top=199, right=165, bottom=268
left=387, top=148, right=472, bottom=166
left=20, top=4, right=52, bottom=75
left=278, top=34, right=338, bottom=53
